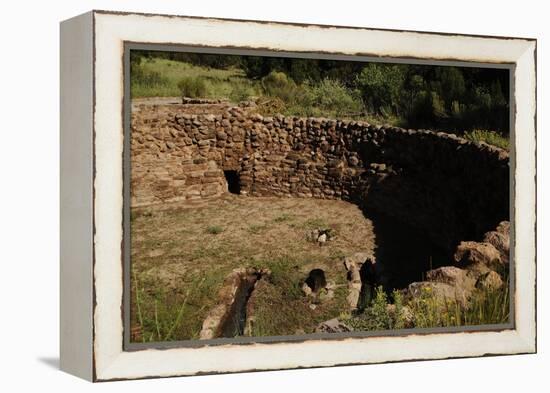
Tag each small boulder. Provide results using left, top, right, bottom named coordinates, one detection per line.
left=496, top=221, right=510, bottom=235
left=483, top=227, right=510, bottom=264
left=306, top=228, right=335, bottom=244
left=315, top=318, right=353, bottom=333
left=306, top=229, right=320, bottom=242
left=251, top=113, right=264, bottom=122
left=348, top=156, right=360, bottom=166
left=484, top=227, right=509, bottom=246
left=343, top=252, right=372, bottom=270
left=370, top=163, right=387, bottom=172
left=454, top=241, right=503, bottom=271
left=476, top=271, right=504, bottom=290
left=425, top=266, right=476, bottom=292
left=407, top=281, right=470, bottom=307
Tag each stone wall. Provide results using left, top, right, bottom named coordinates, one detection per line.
left=131, top=103, right=509, bottom=250
left=131, top=106, right=232, bottom=205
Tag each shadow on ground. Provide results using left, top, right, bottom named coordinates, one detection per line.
left=37, top=357, right=59, bottom=370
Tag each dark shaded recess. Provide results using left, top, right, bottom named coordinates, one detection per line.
left=357, top=259, right=377, bottom=310
left=355, top=170, right=507, bottom=291
left=305, top=269, right=327, bottom=293
left=224, top=170, right=241, bottom=195
left=364, top=209, right=450, bottom=291
left=220, top=273, right=262, bottom=337
left=352, top=133, right=509, bottom=292
left=355, top=170, right=500, bottom=291
left=372, top=135, right=505, bottom=239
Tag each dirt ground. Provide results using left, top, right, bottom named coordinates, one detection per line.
left=130, top=195, right=376, bottom=342
left=131, top=97, right=232, bottom=115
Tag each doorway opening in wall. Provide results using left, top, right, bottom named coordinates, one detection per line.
left=224, top=170, right=240, bottom=195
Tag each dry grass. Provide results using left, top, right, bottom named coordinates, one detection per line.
left=131, top=58, right=260, bottom=99
left=130, top=195, right=375, bottom=341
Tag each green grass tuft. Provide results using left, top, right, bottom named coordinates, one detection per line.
left=205, top=225, right=224, bottom=235
left=247, top=223, right=268, bottom=234
left=273, top=213, right=294, bottom=223
left=463, top=129, right=510, bottom=150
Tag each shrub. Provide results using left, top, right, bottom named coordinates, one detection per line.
left=178, top=77, right=208, bottom=98
left=257, top=76, right=363, bottom=119
left=347, top=287, right=406, bottom=331
left=261, top=71, right=298, bottom=102
left=305, top=79, right=363, bottom=117
left=368, top=286, right=392, bottom=329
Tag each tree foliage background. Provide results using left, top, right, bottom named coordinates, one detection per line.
left=131, top=50, right=509, bottom=135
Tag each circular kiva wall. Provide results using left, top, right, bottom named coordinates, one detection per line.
left=131, top=103, right=509, bottom=253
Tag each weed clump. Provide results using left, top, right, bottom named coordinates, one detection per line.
left=347, top=287, right=407, bottom=331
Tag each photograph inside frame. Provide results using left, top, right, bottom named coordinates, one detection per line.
left=127, top=48, right=512, bottom=344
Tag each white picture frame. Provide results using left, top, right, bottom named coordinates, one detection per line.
left=60, top=10, right=536, bottom=381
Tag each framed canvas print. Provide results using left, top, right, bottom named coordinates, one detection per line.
left=60, top=10, right=537, bottom=381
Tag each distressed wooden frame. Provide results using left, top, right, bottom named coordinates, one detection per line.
left=60, top=10, right=537, bottom=382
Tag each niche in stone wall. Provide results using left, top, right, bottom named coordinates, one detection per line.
left=224, top=170, right=240, bottom=195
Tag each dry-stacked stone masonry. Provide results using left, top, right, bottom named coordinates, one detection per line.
left=131, top=101, right=510, bottom=336
left=131, top=102, right=509, bottom=255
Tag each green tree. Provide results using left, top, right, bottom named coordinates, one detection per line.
left=356, top=64, right=406, bottom=116
left=436, top=67, right=466, bottom=110
left=306, top=79, right=363, bottom=117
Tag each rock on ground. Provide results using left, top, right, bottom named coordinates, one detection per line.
left=454, top=241, right=504, bottom=272
left=315, top=318, right=354, bottom=333
left=425, top=266, right=476, bottom=293
left=476, top=270, right=504, bottom=290
left=406, top=281, right=470, bottom=307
